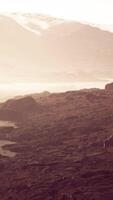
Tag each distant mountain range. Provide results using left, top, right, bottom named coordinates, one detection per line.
left=0, top=13, right=113, bottom=83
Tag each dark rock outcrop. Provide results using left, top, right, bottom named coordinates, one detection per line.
left=105, top=82, right=113, bottom=95
left=1, top=96, right=38, bottom=112
left=104, top=135, right=113, bottom=152
left=0, top=96, right=39, bottom=122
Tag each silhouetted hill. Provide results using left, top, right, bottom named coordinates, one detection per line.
left=1, top=96, right=37, bottom=112
left=0, top=96, right=41, bottom=122
left=0, top=84, right=112, bottom=124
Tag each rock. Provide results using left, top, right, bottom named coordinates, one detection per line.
left=1, top=96, right=38, bottom=112
left=105, top=82, right=113, bottom=95
left=104, top=135, right=113, bottom=152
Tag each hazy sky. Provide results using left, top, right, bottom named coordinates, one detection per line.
left=0, top=0, right=113, bottom=24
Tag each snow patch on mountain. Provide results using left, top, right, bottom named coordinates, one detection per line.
left=3, top=13, right=65, bottom=35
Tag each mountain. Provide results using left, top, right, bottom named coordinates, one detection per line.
left=0, top=13, right=113, bottom=83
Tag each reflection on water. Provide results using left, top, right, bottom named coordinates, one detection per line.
left=0, top=140, right=16, bottom=158
left=0, top=121, right=17, bottom=128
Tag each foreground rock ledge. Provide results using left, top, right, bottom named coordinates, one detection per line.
left=105, top=82, right=113, bottom=94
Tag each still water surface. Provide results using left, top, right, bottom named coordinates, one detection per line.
left=0, top=120, right=17, bottom=128
left=0, top=121, right=17, bottom=157
left=0, top=140, right=16, bottom=157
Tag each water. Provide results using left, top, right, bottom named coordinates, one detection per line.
left=0, top=121, right=17, bottom=157
left=0, top=140, right=16, bottom=157
left=0, top=121, right=17, bottom=128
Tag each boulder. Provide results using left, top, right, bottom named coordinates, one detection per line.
left=105, top=82, right=113, bottom=95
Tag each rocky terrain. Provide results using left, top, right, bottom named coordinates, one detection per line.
left=0, top=83, right=113, bottom=199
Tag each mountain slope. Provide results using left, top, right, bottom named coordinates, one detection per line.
left=0, top=13, right=113, bottom=83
